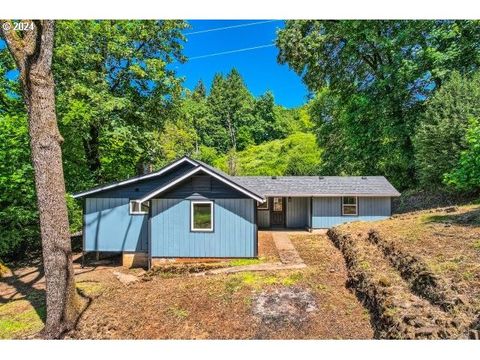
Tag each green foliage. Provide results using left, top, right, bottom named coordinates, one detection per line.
left=277, top=20, right=480, bottom=190
left=0, top=20, right=188, bottom=260
left=0, top=114, right=39, bottom=261
left=414, top=72, right=480, bottom=187
left=214, top=132, right=322, bottom=176
left=66, top=196, right=83, bottom=234
left=444, top=118, right=480, bottom=191
left=206, top=69, right=255, bottom=151
left=54, top=20, right=188, bottom=186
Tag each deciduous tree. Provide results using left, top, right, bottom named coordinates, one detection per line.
left=0, top=20, right=81, bottom=338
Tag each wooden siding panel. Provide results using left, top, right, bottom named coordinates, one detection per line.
left=286, top=197, right=308, bottom=228
left=84, top=198, right=147, bottom=252
left=312, top=197, right=391, bottom=228
left=150, top=198, right=255, bottom=258
left=257, top=210, right=270, bottom=228
left=161, top=175, right=250, bottom=199
left=95, top=162, right=196, bottom=199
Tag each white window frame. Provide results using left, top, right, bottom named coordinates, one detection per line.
left=191, top=200, right=214, bottom=232
left=129, top=200, right=149, bottom=215
left=342, top=196, right=358, bottom=216
left=257, top=198, right=269, bottom=210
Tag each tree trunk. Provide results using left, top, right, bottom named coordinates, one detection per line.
left=1, top=20, right=81, bottom=339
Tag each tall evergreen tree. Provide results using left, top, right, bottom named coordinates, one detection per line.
left=192, top=79, right=207, bottom=100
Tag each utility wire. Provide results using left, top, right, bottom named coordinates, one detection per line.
left=185, top=20, right=279, bottom=35
left=188, top=43, right=275, bottom=60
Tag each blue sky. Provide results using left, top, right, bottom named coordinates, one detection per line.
left=1, top=20, right=309, bottom=108
left=176, top=20, right=308, bottom=108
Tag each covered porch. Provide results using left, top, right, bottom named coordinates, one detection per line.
left=257, top=196, right=311, bottom=230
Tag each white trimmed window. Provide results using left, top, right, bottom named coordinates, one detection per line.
left=342, top=197, right=358, bottom=216
left=257, top=199, right=269, bottom=210
left=191, top=201, right=214, bottom=232
left=129, top=200, right=149, bottom=215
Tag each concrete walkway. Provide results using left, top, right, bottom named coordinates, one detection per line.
left=193, top=232, right=306, bottom=276
left=271, top=232, right=304, bottom=265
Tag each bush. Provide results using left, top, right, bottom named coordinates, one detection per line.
left=414, top=72, right=480, bottom=188
left=444, top=118, right=480, bottom=191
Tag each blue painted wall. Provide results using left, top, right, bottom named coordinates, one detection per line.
left=150, top=198, right=255, bottom=258
left=161, top=173, right=251, bottom=199
left=95, top=161, right=195, bottom=199
left=286, top=197, right=309, bottom=228
left=84, top=197, right=148, bottom=252
left=312, top=196, right=391, bottom=228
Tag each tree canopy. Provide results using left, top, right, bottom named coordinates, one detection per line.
left=277, top=20, right=480, bottom=189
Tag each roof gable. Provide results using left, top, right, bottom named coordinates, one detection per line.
left=72, top=156, right=264, bottom=201
left=138, top=165, right=265, bottom=202
left=72, top=157, right=197, bottom=198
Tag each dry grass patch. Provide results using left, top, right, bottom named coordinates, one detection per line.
left=340, top=205, right=480, bottom=314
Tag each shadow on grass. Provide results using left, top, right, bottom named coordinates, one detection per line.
left=0, top=257, right=107, bottom=339
left=422, top=207, right=480, bottom=227
left=0, top=266, right=47, bottom=333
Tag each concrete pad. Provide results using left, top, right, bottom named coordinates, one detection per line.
left=271, top=232, right=304, bottom=265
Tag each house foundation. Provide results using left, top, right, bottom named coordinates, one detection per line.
left=122, top=252, right=148, bottom=268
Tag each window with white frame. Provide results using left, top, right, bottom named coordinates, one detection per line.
left=257, top=199, right=268, bottom=210
left=342, top=196, right=358, bottom=216
left=129, top=200, right=149, bottom=215
left=191, top=200, right=214, bottom=232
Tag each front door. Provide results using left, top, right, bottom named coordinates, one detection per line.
left=270, top=197, right=285, bottom=227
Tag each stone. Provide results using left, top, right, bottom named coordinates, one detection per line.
left=112, top=271, right=139, bottom=286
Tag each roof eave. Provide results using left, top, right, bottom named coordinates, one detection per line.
left=138, top=166, right=265, bottom=203
left=71, top=156, right=198, bottom=199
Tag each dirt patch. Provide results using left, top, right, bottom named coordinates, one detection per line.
left=258, top=232, right=280, bottom=262
left=393, top=189, right=478, bottom=213
left=1, top=232, right=373, bottom=339
left=368, top=229, right=467, bottom=313
left=338, top=204, right=480, bottom=338
left=328, top=228, right=465, bottom=339
left=252, top=287, right=317, bottom=328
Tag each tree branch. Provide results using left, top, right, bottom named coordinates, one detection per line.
left=0, top=20, right=27, bottom=67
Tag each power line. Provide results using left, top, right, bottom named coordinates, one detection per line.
left=185, top=20, right=279, bottom=35
left=188, top=43, right=275, bottom=60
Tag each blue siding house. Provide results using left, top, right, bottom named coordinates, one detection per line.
left=73, top=156, right=400, bottom=267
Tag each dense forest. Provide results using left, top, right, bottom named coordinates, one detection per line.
left=1, top=20, right=480, bottom=261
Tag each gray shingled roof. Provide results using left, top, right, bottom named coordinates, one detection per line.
left=73, top=156, right=400, bottom=199
left=233, top=176, right=400, bottom=197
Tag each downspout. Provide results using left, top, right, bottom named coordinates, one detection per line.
left=254, top=200, right=258, bottom=258
left=309, top=197, right=313, bottom=232
left=147, top=201, right=152, bottom=270
left=81, top=197, right=86, bottom=268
